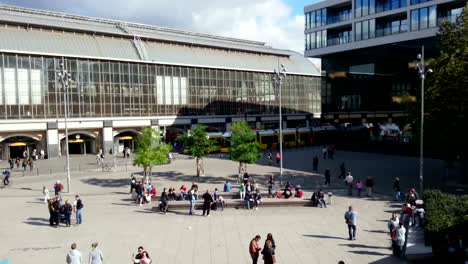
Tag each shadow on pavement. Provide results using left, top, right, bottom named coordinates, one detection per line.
left=348, top=250, right=388, bottom=256
left=24, top=217, right=50, bottom=226
left=364, top=229, right=389, bottom=234
left=339, top=243, right=390, bottom=250
left=81, top=178, right=128, bottom=188
left=367, top=256, right=408, bottom=263
left=303, top=234, right=348, bottom=240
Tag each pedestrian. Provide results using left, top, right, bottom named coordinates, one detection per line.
left=73, top=195, right=84, bottom=225
left=388, top=213, right=399, bottom=238
left=32, top=149, right=37, bottom=160
left=393, top=177, right=401, bottom=201
left=275, top=152, right=281, bottom=165
left=324, top=168, right=331, bottom=185
left=132, top=246, right=151, bottom=264
left=253, top=189, right=262, bottom=210
left=243, top=172, right=250, bottom=185
left=356, top=180, right=363, bottom=196
left=264, top=233, right=276, bottom=250
left=188, top=188, right=196, bottom=215
left=130, top=175, right=136, bottom=194
left=202, top=190, right=214, bottom=217
left=344, top=206, right=358, bottom=240
left=365, top=176, right=374, bottom=197
left=28, top=158, right=34, bottom=171
left=63, top=200, right=73, bottom=227
left=8, top=158, right=14, bottom=169
left=322, top=146, right=327, bottom=159
left=22, top=159, right=27, bottom=171
left=267, top=151, right=272, bottom=166
left=261, top=240, right=276, bottom=264
left=88, top=242, right=104, bottom=264
left=249, top=235, right=262, bottom=264
left=54, top=180, right=63, bottom=196
left=159, top=188, right=169, bottom=214
left=312, top=156, right=319, bottom=171
left=43, top=186, right=50, bottom=203
left=66, top=243, right=83, bottom=264
left=339, top=162, right=346, bottom=179
left=267, top=175, right=275, bottom=198
left=40, top=148, right=45, bottom=159
left=345, top=172, right=354, bottom=196
left=392, top=222, right=406, bottom=257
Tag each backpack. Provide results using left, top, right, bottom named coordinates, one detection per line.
left=76, top=199, right=84, bottom=209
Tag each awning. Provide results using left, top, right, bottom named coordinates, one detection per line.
left=10, top=142, right=26, bottom=147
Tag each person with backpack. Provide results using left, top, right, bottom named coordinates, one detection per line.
left=73, top=195, right=84, bottom=225
left=54, top=180, right=64, bottom=196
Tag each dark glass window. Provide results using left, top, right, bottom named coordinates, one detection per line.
left=428, top=6, right=436, bottom=27
left=411, top=9, right=419, bottom=31
left=362, top=20, right=369, bottom=40
left=420, top=7, right=428, bottom=29
left=310, top=11, right=316, bottom=28
left=355, top=22, right=362, bottom=41
left=355, top=0, right=362, bottom=18
left=369, top=0, right=375, bottom=14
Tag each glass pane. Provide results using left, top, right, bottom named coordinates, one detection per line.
left=400, top=0, right=407, bottom=8
left=369, top=0, right=375, bottom=14
left=411, top=9, right=419, bottom=31
left=316, top=31, right=322, bottom=48
left=392, top=0, right=399, bottom=9
left=311, top=32, right=316, bottom=49
left=391, top=20, right=400, bottom=34
left=322, top=30, right=327, bottom=47
left=355, top=0, right=362, bottom=18
left=420, top=7, right=428, bottom=29
left=429, top=6, right=436, bottom=27
left=362, top=20, right=369, bottom=40
left=316, top=10, right=321, bottom=27
left=322, top=8, right=327, bottom=25
left=355, top=22, right=362, bottom=41
left=369, top=19, right=375, bottom=38
left=363, top=0, right=369, bottom=16
left=311, top=11, right=316, bottom=28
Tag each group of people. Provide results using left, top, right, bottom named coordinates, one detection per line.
left=46, top=191, right=84, bottom=227
left=311, top=189, right=327, bottom=208
left=344, top=173, right=374, bottom=197
left=8, top=156, right=34, bottom=171
left=130, top=176, right=157, bottom=206
left=65, top=242, right=104, bottom=264
left=249, top=233, right=276, bottom=264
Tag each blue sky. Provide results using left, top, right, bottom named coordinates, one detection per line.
left=0, top=0, right=321, bottom=53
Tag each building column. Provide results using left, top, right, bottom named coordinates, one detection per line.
left=102, top=120, right=113, bottom=155
left=46, top=122, right=59, bottom=159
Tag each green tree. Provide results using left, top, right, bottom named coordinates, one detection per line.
left=230, top=121, right=261, bottom=178
left=133, top=127, right=171, bottom=183
left=424, top=4, right=468, bottom=182
left=177, top=125, right=213, bottom=177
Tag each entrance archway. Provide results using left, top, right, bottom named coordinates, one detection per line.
left=0, top=135, right=41, bottom=159
left=114, top=130, right=141, bottom=157
left=60, top=132, right=96, bottom=155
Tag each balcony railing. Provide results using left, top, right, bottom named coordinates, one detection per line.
left=326, top=12, right=352, bottom=25
left=437, top=14, right=459, bottom=25
left=375, top=25, right=407, bottom=37
left=327, top=36, right=352, bottom=47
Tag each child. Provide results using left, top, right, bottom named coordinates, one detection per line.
left=43, top=186, right=50, bottom=203
left=356, top=180, right=363, bottom=197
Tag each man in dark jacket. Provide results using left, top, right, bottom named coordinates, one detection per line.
left=202, top=190, right=214, bottom=216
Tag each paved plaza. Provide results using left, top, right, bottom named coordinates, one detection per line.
left=0, top=148, right=441, bottom=263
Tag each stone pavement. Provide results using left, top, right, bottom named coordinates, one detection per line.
left=0, top=149, right=421, bottom=264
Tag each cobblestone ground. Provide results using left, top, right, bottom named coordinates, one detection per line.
left=0, top=148, right=437, bottom=263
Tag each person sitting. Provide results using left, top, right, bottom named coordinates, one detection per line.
left=295, top=185, right=304, bottom=198
left=217, top=195, right=225, bottom=211
left=253, top=189, right=262, bottom=210
left=243, top=173, right=250, bottom=185
left=223, top=181, right=231, bottom=193
left=168, top=187, right=177, bottom=201
left=311, top=191, right=318, bottom=206
left=244, top=191, right=253, bottom=210
left=179, top=185, right=188, bottom=200
left=317, top=190, right=326, bottom=208
left=283, top=188, right=292, bottom=199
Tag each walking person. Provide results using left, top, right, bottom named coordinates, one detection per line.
left=63, top=200, right=73, bottom=227
left=132, top=246, right=151, bottom=264
left=324, top=168, right=331, bottom=186
left=263, top=233, right=276, bottom=250
left=54, top=180, right=63, bottom=196
left=261, top=240, right=276, bottom=264
left=66, top=243, right=83, bottom=264
left=345, top=172, right=354, bottom=196
left=267, top=151, right=273, bottom=166
left=202, top=190, right=214, bottom=217
left=392, top=222, right=406, bottom=257
left=42, top=186, right=50, bottom=203
left=275, top=152, right=281, bottom=165
left=249, top=235, right=262, bottom=264
left=312, top=156, right=319, bottom=171
left=239, top=183, right=246, bottom=200
left=88, top=242, right=104, bottom=264
left=393, top=177, right=401, bottom=201
left=73, top=195, right=84, bottom=225
left=188, top=188, right=196, bottom=215
left=339, top=162, right=346, bottom=179
left=365, top=176, right=374, bottom=198
left=322, top=146, right=327, bottom=159
left=356, top=180, right=363, bottom=197
left=344, top=206, right=358, bottom=240
left=159, top=188, right=169, bottom=214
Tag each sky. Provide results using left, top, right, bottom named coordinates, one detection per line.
left=0, top=0, right=322, bottom=54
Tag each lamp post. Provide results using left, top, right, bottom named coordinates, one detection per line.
left=416, top=45, right=432, bottom=195
left=273, top=65, right=287, bottom=182
left=57, top=61, right=72, bottom=193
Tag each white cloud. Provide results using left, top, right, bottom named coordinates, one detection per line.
left=1, top=0, right=307, bottom=54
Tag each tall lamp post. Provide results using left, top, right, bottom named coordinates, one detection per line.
left=416, top=45, right=432, bottom=195
left=273, top=65, right=287, bottom=181
left=57, top=61, right=72, bottom=193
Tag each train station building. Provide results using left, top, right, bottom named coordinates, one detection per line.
left=0, top=5, right=321, bottom=159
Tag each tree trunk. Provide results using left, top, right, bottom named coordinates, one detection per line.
left=196, top=158, right=205, bottom=177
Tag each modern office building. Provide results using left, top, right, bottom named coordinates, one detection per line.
left=304, top=0, right=465, bottom=124
left=0, top=5, right=321, bottom=159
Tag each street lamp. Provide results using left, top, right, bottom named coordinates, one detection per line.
left=273, top=64, right=287, bottom=182
left=57, top=61, right=72, bottom=193
left=416, top=45, right=432, bottom=195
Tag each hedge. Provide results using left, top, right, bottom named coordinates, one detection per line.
left=422, top=190, right=468, bottom=254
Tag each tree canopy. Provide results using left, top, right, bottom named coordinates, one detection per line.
left=230, top=121, right=261, bottom=165
left=177, top=125, right=213, bottom=176
left=423, top=4, right=468, bottom=162
left=133, top=127, right=171, bottom=178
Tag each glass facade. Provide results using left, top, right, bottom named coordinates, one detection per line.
left=305, top=30, right=328, bottom=50
left=355, top=19, right=376, bottom=41
left=375, top=0, right=407, bottom=13
left=411, top=0, right=432, bottom=5
left=411, top=6, right=437, bottom=31
left=305, top=8, right=327, bottom=29
left=0, top=54, right=321, bottom=119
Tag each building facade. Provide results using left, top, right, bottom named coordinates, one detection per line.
left=0, top=5, right=321, bottom=159
left=304, top=0, right=464, bottom=123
